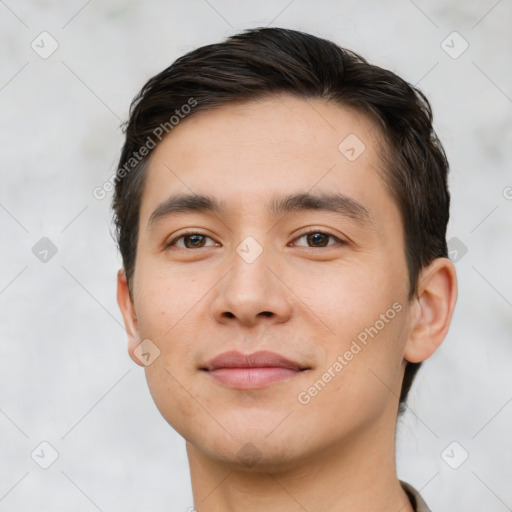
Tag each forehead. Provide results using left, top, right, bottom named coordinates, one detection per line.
left=139, top=94, right=395, bottom=227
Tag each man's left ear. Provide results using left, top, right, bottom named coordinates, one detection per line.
left=404, top=257, right=458, bottom=363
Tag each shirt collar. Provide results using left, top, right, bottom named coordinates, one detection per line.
left=400, top=480, right=432, bottom=512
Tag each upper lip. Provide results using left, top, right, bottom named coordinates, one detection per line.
left=202, top=350, right=306, bottom=371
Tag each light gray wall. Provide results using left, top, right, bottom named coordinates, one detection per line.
left=1, top=1, right=511, bottom=510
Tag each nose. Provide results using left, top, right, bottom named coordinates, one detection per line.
left=210, top=242, right=293, bottom=327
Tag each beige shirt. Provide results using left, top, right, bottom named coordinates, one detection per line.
left=400, top=481, right=431, bottom=512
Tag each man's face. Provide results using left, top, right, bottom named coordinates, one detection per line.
left=124, top=94, right=415, bottom=468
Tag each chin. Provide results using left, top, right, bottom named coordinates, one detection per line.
left=189, top=433, right=314, bottom=473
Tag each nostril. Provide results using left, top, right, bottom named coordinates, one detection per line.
left=221, top=311, right=272, bottom=319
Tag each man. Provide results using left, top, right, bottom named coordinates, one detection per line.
left=114, top=27, right=457, bottom=511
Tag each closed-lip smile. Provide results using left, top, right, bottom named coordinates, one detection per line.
left=201, top=350, right=309, bottom=389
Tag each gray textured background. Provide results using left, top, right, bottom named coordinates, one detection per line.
left=1, top=1, right=511, bottom=510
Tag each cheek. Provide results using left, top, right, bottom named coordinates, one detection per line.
left=134, top=269, right=204, bottom=339
left=297, top=264, right=408, bottom=384
left=143, top=362, right=205, bottom=440
left=298, top=310, right=409, bottom=433
left=292, top=261, right=399, bottom=333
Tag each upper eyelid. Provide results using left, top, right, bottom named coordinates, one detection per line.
left=295, top=227, right=342, bottom=239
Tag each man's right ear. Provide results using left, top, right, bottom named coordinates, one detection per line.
left=116, top=269, right=144, bottom=367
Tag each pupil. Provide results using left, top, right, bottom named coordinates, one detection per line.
left=308, top=233, right=328, bottom=247
left=185, top=234, right=205, bottom=248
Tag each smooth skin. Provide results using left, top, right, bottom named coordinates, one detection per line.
left=117, top=94, right=457, bottom=512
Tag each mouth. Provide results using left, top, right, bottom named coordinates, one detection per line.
left=200, top=350, right=310, bottom=389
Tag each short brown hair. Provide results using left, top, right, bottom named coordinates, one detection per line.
left=112, top=27, right=450, bottom=412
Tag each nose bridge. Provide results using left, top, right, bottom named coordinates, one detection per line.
left=211, top=234, right=292, bottom=324
left=229, top=234, right=274, bottom=304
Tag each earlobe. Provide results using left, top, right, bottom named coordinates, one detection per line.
left=404, top=258, right=458, bottom=363
left=116, top=269, right=144, bottom=367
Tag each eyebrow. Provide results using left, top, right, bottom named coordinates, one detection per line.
left=148, top=194, right=224, bottom=229
left=147, top=191, right=374, bottom=229
left=268, top=192, right=373, bottom=225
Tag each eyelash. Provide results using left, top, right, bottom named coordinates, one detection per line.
left=166, top=228, right=345, bottom=249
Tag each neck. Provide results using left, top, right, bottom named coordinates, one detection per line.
left=186, top=411, right=414, bottom=512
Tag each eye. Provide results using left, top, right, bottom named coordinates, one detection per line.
left=167, top=232, right=218, bottom=249
left=293, top=230, right=344, bottom=248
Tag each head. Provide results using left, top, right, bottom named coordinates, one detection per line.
left=114, top=27, right=456, bottom=468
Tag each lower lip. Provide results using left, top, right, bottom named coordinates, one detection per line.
left=206, top=367, right=301, bottom=389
